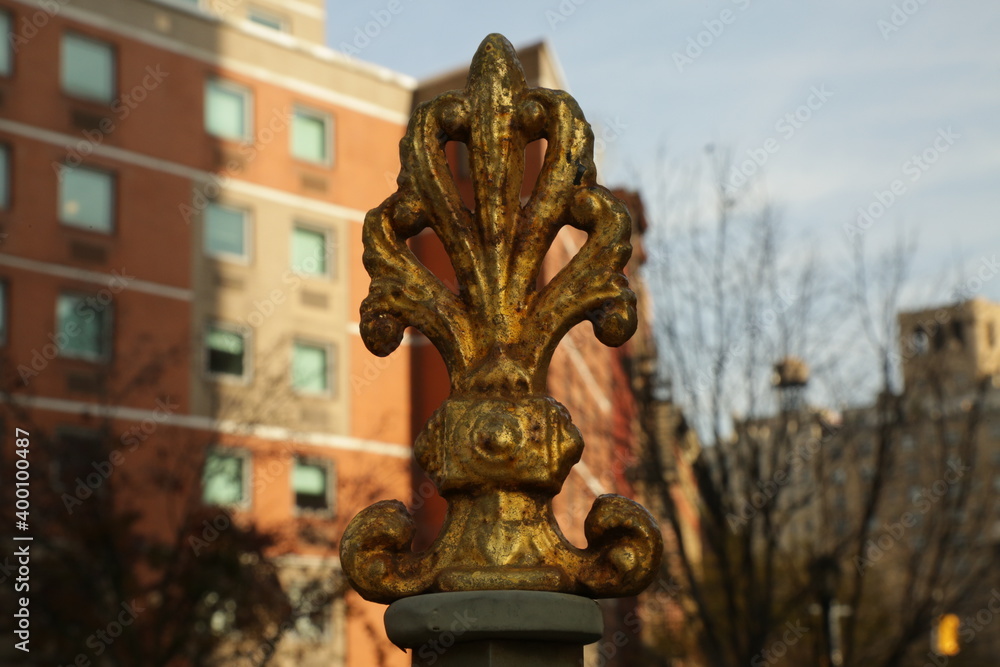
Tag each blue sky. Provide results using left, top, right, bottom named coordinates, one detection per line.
left=326, top=0, right=1000, bottom=305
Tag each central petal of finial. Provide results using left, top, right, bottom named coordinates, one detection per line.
left=342, top=34, right=662, bottom=604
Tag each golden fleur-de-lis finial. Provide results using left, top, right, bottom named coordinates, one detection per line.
left=341, top=34, right=661, bottom=603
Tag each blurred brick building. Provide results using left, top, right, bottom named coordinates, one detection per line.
left=0, top=2, right=671, bottom=666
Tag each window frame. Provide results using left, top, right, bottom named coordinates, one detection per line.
left=0, top=10, right=13, bottom=79
left=203, top=201, right=252, bottom=264
left=61, top=32, right=117, bottom=103
left=290, top=339, right=333, bottom=397
left=204, top=78, right=253, bottom=142
left=291, top=455, right=335, bottom=516
left=149, top=0, right=209, bottom=16
left=55, top=291, right=114, bottom=362
left=247, top=6, right=289, bottom=32
left=290, top=223, right=333, bottom=279
left=203, top=321, right=251, bottom=383
left=58, top=163, right=116, bottom=234
left=201, top=447, right=252, bottom=509
left=0, top=143, right=10, bottom=211
left=290, top=106, right=333, bottom=166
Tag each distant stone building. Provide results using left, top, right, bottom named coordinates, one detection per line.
left=729, top=297, right=1000, bottom=664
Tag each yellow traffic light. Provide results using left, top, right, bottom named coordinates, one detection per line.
left=935, top=614, right=960, bottom=656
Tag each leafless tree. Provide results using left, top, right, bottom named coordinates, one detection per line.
left=631, top=151, right=1000, bottom=666
left=0, top=337, right=391, bottom=666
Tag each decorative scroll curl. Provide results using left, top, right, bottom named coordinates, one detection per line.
left=342, top=33, right=662, bottom=604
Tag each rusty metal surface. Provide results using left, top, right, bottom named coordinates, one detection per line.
left=340, top=33, right=662, bottom=604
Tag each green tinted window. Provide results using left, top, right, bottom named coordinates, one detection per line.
left=206, top=326, right=245, bottom=377
left=0, top=12, right=12, bottom=77
left=59, top=166, right=114, bottom=232
left=62, top=34, right=115, bottom=102
left=56, top=293, right=111, bottom=360
left=202, top=451, right=246, bottom=505
left=293, top=458, right=329, bottom=510
left=291, top=109, right=329, bottom=163
left=204, top=203, right=247, bottom=259
left=292, top=341, right=328, bottom=393
left=205, top=80, right=249, bottom=140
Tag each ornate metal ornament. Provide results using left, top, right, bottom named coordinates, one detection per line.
left=341, top=33, right=662, bottom=604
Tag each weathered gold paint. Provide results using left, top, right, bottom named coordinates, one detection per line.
left=340, top=33, right=662, bottom=604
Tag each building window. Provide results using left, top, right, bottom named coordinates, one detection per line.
left=291, top=107, right=331, bottom=164
left=291, top=226, right=329, bottom=277
left=951, top=320, right=965, bottom=347
left=292, top=341, right=329, bottom=394
left=202, top=449, right=248, bottom=506
left=205, top=324, right=246, bottom=378
left=988, top=322, right=996, bottom=349
left=56, top=293, right=112, bottom=361
left=205, top=80, right=251, bottom=141
left=248, top=6, right=287, bottom=31
left=59, top=165, right=115, bottom=233
left=912, top=327, right=929, bottom=356
left=204, top=203, right=248, bottom=261
left=0, top=144, right=9, bottom=209
left=61, top=33, right=115, bottom=102
left=293, top=457, right=331, bottom=512
left=0, top=11, right=11, bottom=77
left=53, top=428, right=105, bottom=492
left=933, top=324, right=946, bottom=351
